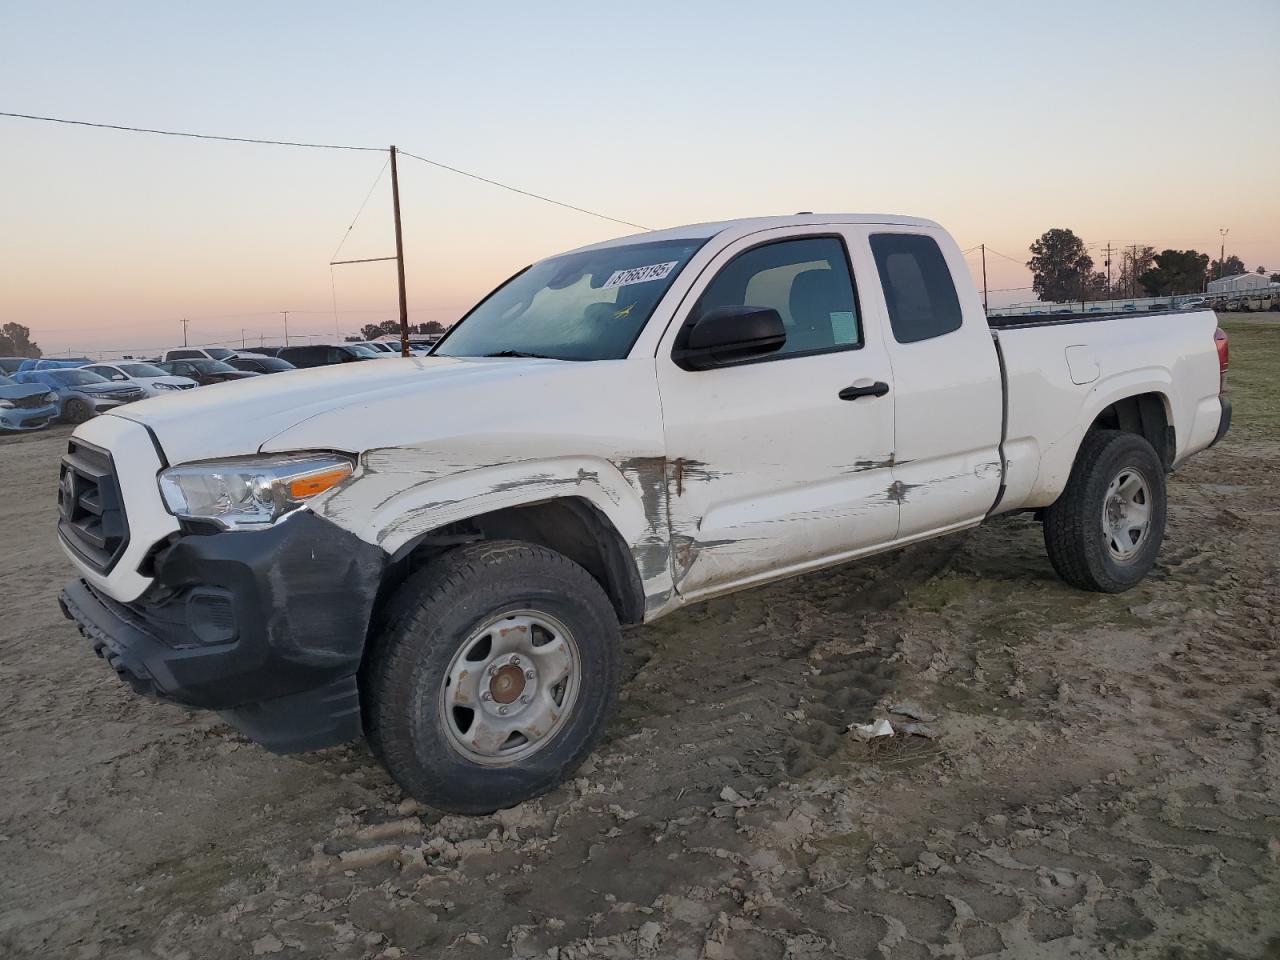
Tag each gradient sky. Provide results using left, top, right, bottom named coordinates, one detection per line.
left=2, top=1, right=1277, bottom=356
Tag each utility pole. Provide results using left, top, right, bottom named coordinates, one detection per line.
left=980, top=244, right=989, bottom=314
left=389, top=145, right=411, bottom=357
left=180, top=317, right=190, bottom=347
left=1129, top=245, right=1138, bottom=298
left=1219, top=227, right=1230, bottom=280
left=281, top=311, right=290, bottom=347
left=241, top=328, right=246, bottom=350
left=1102, top=242, right=1115, bottom=297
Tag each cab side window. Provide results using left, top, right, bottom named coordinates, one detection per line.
left=168, top=349, right=200, bottom=360
left=687, top=237, right=861, bottom=360
left=869, top=233, right=963, bottom=344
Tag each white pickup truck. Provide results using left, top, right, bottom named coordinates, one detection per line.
left=57, top=214, right=1231, bottom=812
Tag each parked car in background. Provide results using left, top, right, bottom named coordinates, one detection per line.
left=14, top=368, right=145, bottom=422
left=162, top=347, right=239, bottom=363
left=17, top=358, right=92, bottom=372
left=0, top=374, right=59, bottom=432
left=0, top=358, right=29, bottom=376
left=349, top=340, right=399, bottom=357
left=239, top=347, right=282, bottom=357
left=1179, top=297, right=1209, bottom=311
left=228, top=355, right=297, bottom=375
left=155, top=359, right=260, bottom=386
left=82, top=362, right=199, bottom=397
left=276, top=343, right=380, bottom=368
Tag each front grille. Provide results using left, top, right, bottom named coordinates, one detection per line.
left=112, top=389, right=145, bottom=403
left=58, top=439, right=130, bottom=572
left=15, top=394, right=49, bottom=409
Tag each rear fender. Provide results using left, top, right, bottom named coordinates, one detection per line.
left=1027, top=370, right=1173, bottom=507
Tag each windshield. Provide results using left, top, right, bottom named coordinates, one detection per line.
left=0, top=375, right=14, bottom=386
left=119, top=363, right=167, bottom=377
left=190, top=359, right=236, bottom=373
left=255, top=357, right=295, bottom=370
left=205, top=348, right=236, bottom=361
left=51, top=370, right=109, bottom=386
left=345, top=344, right=380, bottom=358
left=435, top=238, right=707, bottom=361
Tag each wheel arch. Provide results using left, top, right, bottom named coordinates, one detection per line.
left=386, top=496, right=647, bottom=626
left=1087, top=390, right=1174, bottom=468
left=1027, top=381, right=1175, bottom=509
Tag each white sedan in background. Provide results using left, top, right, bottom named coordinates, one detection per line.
left=82, top=361, right=199, bottom=397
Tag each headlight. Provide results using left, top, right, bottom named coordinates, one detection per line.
left=0, top=400, right=13, bottom=409
left=158, top=453, right=354, bottom=529
left=43, top=392, right=58, bottom=404
left=154, top=383, right=180, bottom=391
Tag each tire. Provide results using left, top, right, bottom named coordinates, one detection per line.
left=63, top=398, right=92, bottom=424
left=361, top=540, right=621, bottom=814
left=1043, top=429, right=1167, bottom=593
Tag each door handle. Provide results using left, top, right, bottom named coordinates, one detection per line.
left=839, top=381, right=890, bottom=400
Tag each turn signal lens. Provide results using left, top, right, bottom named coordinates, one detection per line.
left=288, top=465, right=354, bottom=499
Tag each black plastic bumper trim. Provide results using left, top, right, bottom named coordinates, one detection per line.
left=1210, top=397, right=1232, bottom=448
left=59, top=511, right=385, bottom=753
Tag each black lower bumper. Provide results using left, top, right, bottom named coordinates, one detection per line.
left=1210, top=396, right=1232, bottom=448
left=60, top=511, right=386, bottom=753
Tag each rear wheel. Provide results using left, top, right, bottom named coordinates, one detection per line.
left=362, top=540, right=621, bottom=814
left=1043, top=429, right=1167, bottom=593
left=62, top=398, right=91, bottom=423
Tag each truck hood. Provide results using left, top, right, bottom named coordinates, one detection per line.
left=109, top=355, right=601, bottom=464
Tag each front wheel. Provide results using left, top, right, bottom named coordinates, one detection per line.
left=362, top=540, right=621, bottom=814
left=62, top=398, right=92, bottom=423
left=1043, top=429, right=1167, bottom=593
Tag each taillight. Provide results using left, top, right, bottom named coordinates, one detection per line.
left=1214, top=327, right=1229, bottom=393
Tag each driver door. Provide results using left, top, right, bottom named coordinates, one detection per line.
left=655, top=228, right=899, bottom=600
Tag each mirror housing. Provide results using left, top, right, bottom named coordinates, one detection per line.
left=673, top=306, right=786, bottom=370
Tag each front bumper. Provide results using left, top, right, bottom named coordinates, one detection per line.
left=0, top=403, right=57, bottom=431
left=59, top=510, right=387, bottom=753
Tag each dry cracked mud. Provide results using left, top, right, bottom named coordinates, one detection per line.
left=1, top=320, right=1277, bottom=959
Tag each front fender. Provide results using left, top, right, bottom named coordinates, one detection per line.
left=311, top=450, right=659, bottom=576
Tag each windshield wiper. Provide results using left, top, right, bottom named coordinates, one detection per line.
left=483, top=350, right=558, bottom=359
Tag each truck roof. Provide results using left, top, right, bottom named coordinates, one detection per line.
left=569, top=213, right=942, bottom=255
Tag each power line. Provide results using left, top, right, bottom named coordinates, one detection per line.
left=0, top=110, right=384, bottom=151
left=983, top=246, right=1025, bottom=265
left=330, top=157, right=391, bottom=263
left=2, top=110, right=652, bottom=231
left=396, top=149, right=651, bottom=231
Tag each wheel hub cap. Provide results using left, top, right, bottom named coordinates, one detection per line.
left=1102, top=467, right=1152, bottom=562
left=440, top=611, right=580, bottom=765
left=488, top=663, right=526, bottom=704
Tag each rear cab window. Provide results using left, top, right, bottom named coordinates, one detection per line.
left=869, top=233, right=963, bottom=344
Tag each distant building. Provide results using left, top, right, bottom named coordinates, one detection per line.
left=1207, top=272, right=1272, bottom=294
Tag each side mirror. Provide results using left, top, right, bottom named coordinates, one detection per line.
left=673, top=306, right=786, bottom=371
left=112, top=374, right=126, bottom=381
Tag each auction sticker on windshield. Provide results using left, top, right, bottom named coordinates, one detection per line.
left=602, top=261, right=678, bottom=288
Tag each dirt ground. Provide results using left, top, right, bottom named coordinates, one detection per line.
left=1, top=320, right=1277, bottom=960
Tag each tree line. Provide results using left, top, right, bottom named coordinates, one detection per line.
left=1027, top=228, right=1276, bottom=303
left=351, top=319, right=447, bottom=342
left=0, top=323, right=42, bottom=358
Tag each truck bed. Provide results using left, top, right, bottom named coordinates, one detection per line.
left=987, top=309, right=1185, bottom=330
